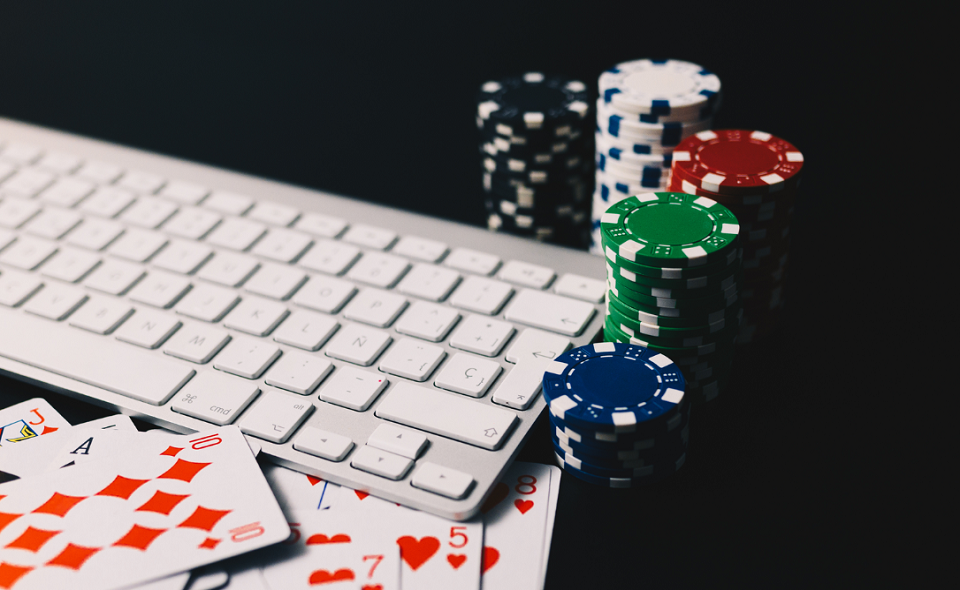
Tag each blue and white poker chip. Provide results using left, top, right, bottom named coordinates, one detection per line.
left=598, top=59, right=721, bottom=119
left=541, top=342, right=686, bottom=434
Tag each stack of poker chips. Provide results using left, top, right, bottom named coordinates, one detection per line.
left=477, top=72, right=593, bottom=248
left=600, top=193, right=742, bottom=403
left=590, top=59, right=722, bottom=255
left=543, top=342, right=690, bottom=488
left=669, top=130, right=803, bottom=343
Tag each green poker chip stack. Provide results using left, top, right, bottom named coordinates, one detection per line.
left=599, top=192, right=743, bottom=403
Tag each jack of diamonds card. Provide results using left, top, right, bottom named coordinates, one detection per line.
left=0, top=426, right=288, bottom=590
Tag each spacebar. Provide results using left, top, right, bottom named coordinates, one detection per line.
left=0, top=309, right=195, bottom=405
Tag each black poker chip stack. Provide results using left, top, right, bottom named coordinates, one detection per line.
left=476, top=72, right=593, bottom=248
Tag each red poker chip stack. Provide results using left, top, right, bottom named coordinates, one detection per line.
left=669, top=129, right=803, bottom=343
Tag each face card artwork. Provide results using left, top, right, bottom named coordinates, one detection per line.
left=0, top=426, right=288, bottom=590
left=0, top=399, right=70, bottom=446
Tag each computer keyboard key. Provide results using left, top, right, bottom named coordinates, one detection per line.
left=213, top=336, right=281, bottom=379
left=107, top=228, right=168, bottom=262
left=196, top=251, right=260, bottom=287
left=375, top=382, right=518, bottom=450
left=84, top=259, right=145, bottom=295
left=79, top=187, right=137, bottom=218
left=503, top=288, right=595, bottom=336
left=0, top=269, right=43, bottom=307
left=433, top=353, right=501, bottom=397
left=341, top=224, right=396, bottom=250
left=171, top=370, right=259, bottom=426
left=243, top=262, right=307, bottom=300
left=117, top=171, right=165, bottom=194
left=318, top=366, right=388, bottom=411
left=324, top=323, right=391, bottom=367
left=127, top=270, right=192, bottom=308
left=162, top=323, right=230, bottom=363
left=22, top=283, right=87, bottom=321
left=36, top=152, right=82, bottom=174
left=396, top=264, right=460, bottom=301
left=64, top=218, right=124, bottom=251
left=498, top=260, right=556, bottom=289
left=449, top=315, right=514, bottom=357
left=379, top=338, right=445, bottom=382
left=392, top=236, right=448, bottom=262
left=158, top=180, right=209, bottom=205
left=202, top=191, right=255, bottom=215
left=39, top=248, right=101, bottom=283
left=250, top=229, right=313, bottom=263
left=0, top=228, right=12, bottom=251
left=346, top=252, right=409, bottom=288
left=264, top=351, right=333, bottom=394
left=272, top=310, right=338, bottom=351
left=291, top=275, right=356, bottom=314
left=0, top=236, right=58, bottom=270
left=114, top=309, right=181, bottom=349
left=449, top=275, right=513, bottom=315
left=205, top=217, right=267, bottom=251
left=239, top=389, right=314, bottom=444
left=351, top=445, right=413, bottom=480
left=554, top=273, right=607, bottom=303
left=0, top=198, right=41, bottom=228
left=248, top=202, right=300, bottom=227
left=505, top=328, right=571, bottom=364
left=0, top=142, right=42, bottom=164
left=119, top=197, right=178, bottom=229
left=368, top=423, right=428, bottom=459
left=443, top=247, right=500, bottom=276
left=0, top=308, right=195, bottom=405
left=68, top=296, right=133, bottom=335
left=162, top=207, right=222, bottom=240
left=22, top=207, right=82, bottom=239
left=342, top=288, right=407, bottom=328
left=293, top=427, right=354, bottom=462
left=150, top=239, right=213, bottom=274
left=222, top=296, right=288, bottom=336
left=394, top=301, right=459, bottom=342
left=1, top=168, right=55, bottom=197
left=175, top=283, right=239, bottom=322
left=491, top=359, right=547, bottom=410
left=294, top=213, right=347, bottom=238
left=74, top=161, right=123, bottom=184
left=412, top=463, right=474, bottom=500
left=0, top=163, right=13, bottom=182
left=37, top=177, right=95, bottom=208
left=297, top=239, right=360, bottom=275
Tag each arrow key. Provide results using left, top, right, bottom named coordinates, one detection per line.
left=351, top=444, right=413, bottom=480
left=412, top=462, right=474, bottom=500
left=293, top=426, right=354, bottom=462
left=368, top=423, right=428, bottom=459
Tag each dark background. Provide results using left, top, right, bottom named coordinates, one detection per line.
left=1, top=1, right=898, bottom=587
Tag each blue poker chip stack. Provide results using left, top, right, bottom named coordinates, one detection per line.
left=542, top=342, right=691, bottom=488
left=476, top=72, right=593, bottom=248
left=589, top=59, right=723, bottom=254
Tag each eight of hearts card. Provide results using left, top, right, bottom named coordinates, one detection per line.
left=0, top=426, right=289, bottom=590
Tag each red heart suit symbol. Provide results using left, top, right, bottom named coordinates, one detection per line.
left=306, top=533, right=351, bottom=545
left=481, top=546, right=500, bottom=574
left=480, top=482, right=509, bottom=514
left=309, top=568, right=354, bottom=585
left=396, top=536, right=440, bottom=571
left=361, top=586, right=384, bottom=590
left=306, top=475, right=323, bottom=486
left=514, top=499, right=534, bottom=514
left=447, top=554, right=467, bottom=569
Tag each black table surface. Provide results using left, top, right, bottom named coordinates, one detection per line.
left=1, top=2, right=903, bottom=587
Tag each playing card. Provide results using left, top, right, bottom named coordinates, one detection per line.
left=324, top=497, right=482, bottom=590
left=125, top=572, right=191, bottom=590
left=184, top=567, right=229, bottom=590
left=257, top=509, right=399, bottom=590
left=260, top=463, right=339, bottom=515
left=0, top=398, right=70, bottom=445
left=0, top=425, right=289, bottom=590
left=0, top=415, right=136, bottom=481
left=479, top=462, right=560, bottom=590
left=540, top=465, right=561, bottom=583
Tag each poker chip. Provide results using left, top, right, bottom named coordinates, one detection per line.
left=543, top=342, right=691, bottom=488
left=669, top=129, right=803, bottom=343
left=590, top=59, right=722, bottom=245
left=479, top=73, right=592, bottom=246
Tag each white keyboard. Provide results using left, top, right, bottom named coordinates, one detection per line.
left=0, top=117, right=606, bottom=520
